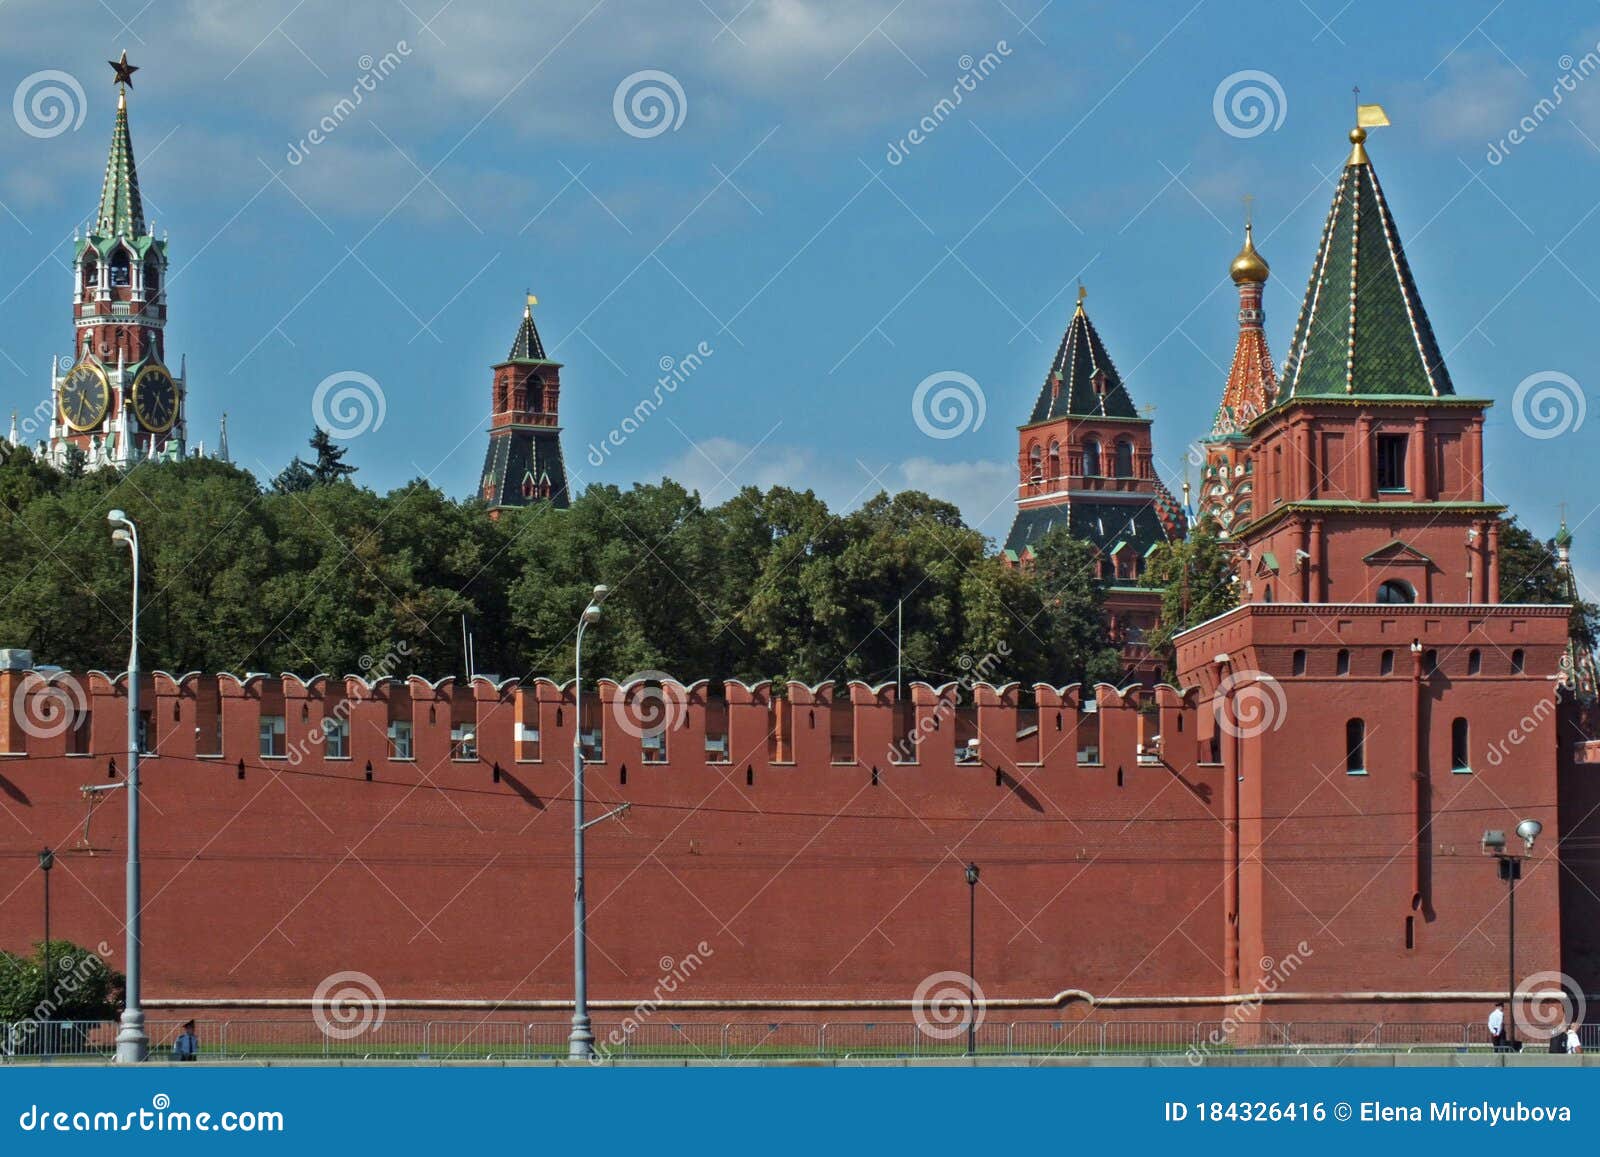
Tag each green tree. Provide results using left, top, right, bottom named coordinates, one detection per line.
left=1140, top=515, right=1238, bottom=680
left=0, top=939, right=124, bottom=1029
left=1499, top=515, right=1599, bottom=650
left=309, top=427, right=358, bottom=485
left=1024, top=526, right=1122, bottom=687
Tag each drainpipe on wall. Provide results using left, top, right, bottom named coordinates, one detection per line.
left=1410, top=639, right=1427, bottom=912
left=1214, top=653, right=1240, bottom=996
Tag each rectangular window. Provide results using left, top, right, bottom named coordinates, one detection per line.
left=1077, top=701, right=1101, bottom=765
left=388, top=719, right=413, bottom=761
left=259, top=715, right=286, bottom=758
left=642, top=730, right=667, bottom=764
left=138, top=710, right=155, bottom=756
left=1376, top=434, right=1408, bottom=491
left=516, top=722, right=541, bottom=761
left=1346, top=718, right=1366, bottom=775
left=68, top=710, right=91, bottom=756
left=1451, top=717, right=1471, bottom=772
left=323, top=717, right=349, bottom=760
left=450, top=722, right=478, bottom=761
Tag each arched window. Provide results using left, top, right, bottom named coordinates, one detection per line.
left=1082, top=438, right=1102, bottom=477
left=143, top=260, right=160, bottom=298
left=1511, top=649, right=1525, bottom=674
left=1346, top=718, right=1366, bottom=775
left=1376, top=579, right=1415, bottom=604
left=1380, top=649, right=1394, bottom=676
left=1114, top=437, right=1134, bottom=478
left=110, top=247, right=131, bottom=288
left=1028, top=444, right=1043, bottom=485
left=527, top=374, right=544, bottom=412
left=1451, top=717, right=1470, bottom=772
left=1047, top=440, right=1060, bottom=479
left=1468, top=649, right=1482, bottom=675
left=1337, top=649, right=1350, bottom=675
left=81, top=256, right=98, bottom=292
left=1292, top=649, right=1306, bottom=675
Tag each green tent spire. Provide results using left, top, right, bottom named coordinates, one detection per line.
left=1279, top=126, right=1453, bottom=400
left=95, top=90, right=145, bottom=239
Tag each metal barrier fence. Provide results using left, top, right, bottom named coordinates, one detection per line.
left=1, top=1018, right=1527, bottom=1061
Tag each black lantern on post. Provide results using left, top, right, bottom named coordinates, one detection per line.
left=964, top=862, right=980, bottom=1056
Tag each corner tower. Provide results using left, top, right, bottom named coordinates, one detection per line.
left=1174, top=109, right=1570, bottom=1014
left=1230, top=120, right=1500, bottom=605
left=49, top=53, right=188, bottom=469
left=478, top=295, right=570, bottom=518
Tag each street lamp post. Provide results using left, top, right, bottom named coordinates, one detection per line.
left=965, top=862, right=979, bottom=1056
left=38, top=851, right=54, bottom=1049
left=1484, top=819, right=1543, bottom=1049
left=107, top=509, right=147, bottom=1064
left=569, top=584, right=609, bottom=1060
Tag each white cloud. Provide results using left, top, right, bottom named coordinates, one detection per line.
left=896, top=455, right=1016, bottom=533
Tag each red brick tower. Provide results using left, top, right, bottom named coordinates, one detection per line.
left=49, top=54, right=187, bottom=469
left=478, top=295, right=570, bottom=518
left=1198, top=220, right=1277, bottom=536
left=1003, top=289, right=1187, bottom=679
left=1176, top=115, right=1570, bottom=1005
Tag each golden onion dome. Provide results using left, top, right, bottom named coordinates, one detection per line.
left=1229, top=222, right=1270, bottom=284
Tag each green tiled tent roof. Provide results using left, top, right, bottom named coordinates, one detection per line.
left=95, top=97, right=145, bottom=239
left=507, top=304, right=549, bottom=362
left=1028, top=302, right=1141, bottom=422
left=1004, top=498, right=1171, bottom=558
left=1279, top=141, right=1453, bottom=399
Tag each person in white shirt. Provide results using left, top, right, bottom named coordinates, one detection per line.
left=1488, top=1002, right=1507, bottom=1051
left=1566, top=1022, right=1582, bottom=1055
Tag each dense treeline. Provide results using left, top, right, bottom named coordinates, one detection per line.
left=0, top=444, right=1121, bottom=687
left=1, top=437, right=1584, bottom=686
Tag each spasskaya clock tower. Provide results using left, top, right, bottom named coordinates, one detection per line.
left=48, top=52, right=190, bottom=470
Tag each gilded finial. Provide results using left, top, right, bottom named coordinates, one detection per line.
left=1229, top=206, right=1269, bottom=285
left=525, top=289, right=538, bottom=315
left=1075, top=283, right=1087, bottom=312
left=1348, top=100, right=1390, bottom=166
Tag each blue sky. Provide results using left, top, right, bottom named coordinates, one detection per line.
left=2, top=0, right=1598, bottom=587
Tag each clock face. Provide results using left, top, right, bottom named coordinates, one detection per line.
left=60, top=362, right=110, bottom=431
left=131, top=364, right=178, bottom=434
